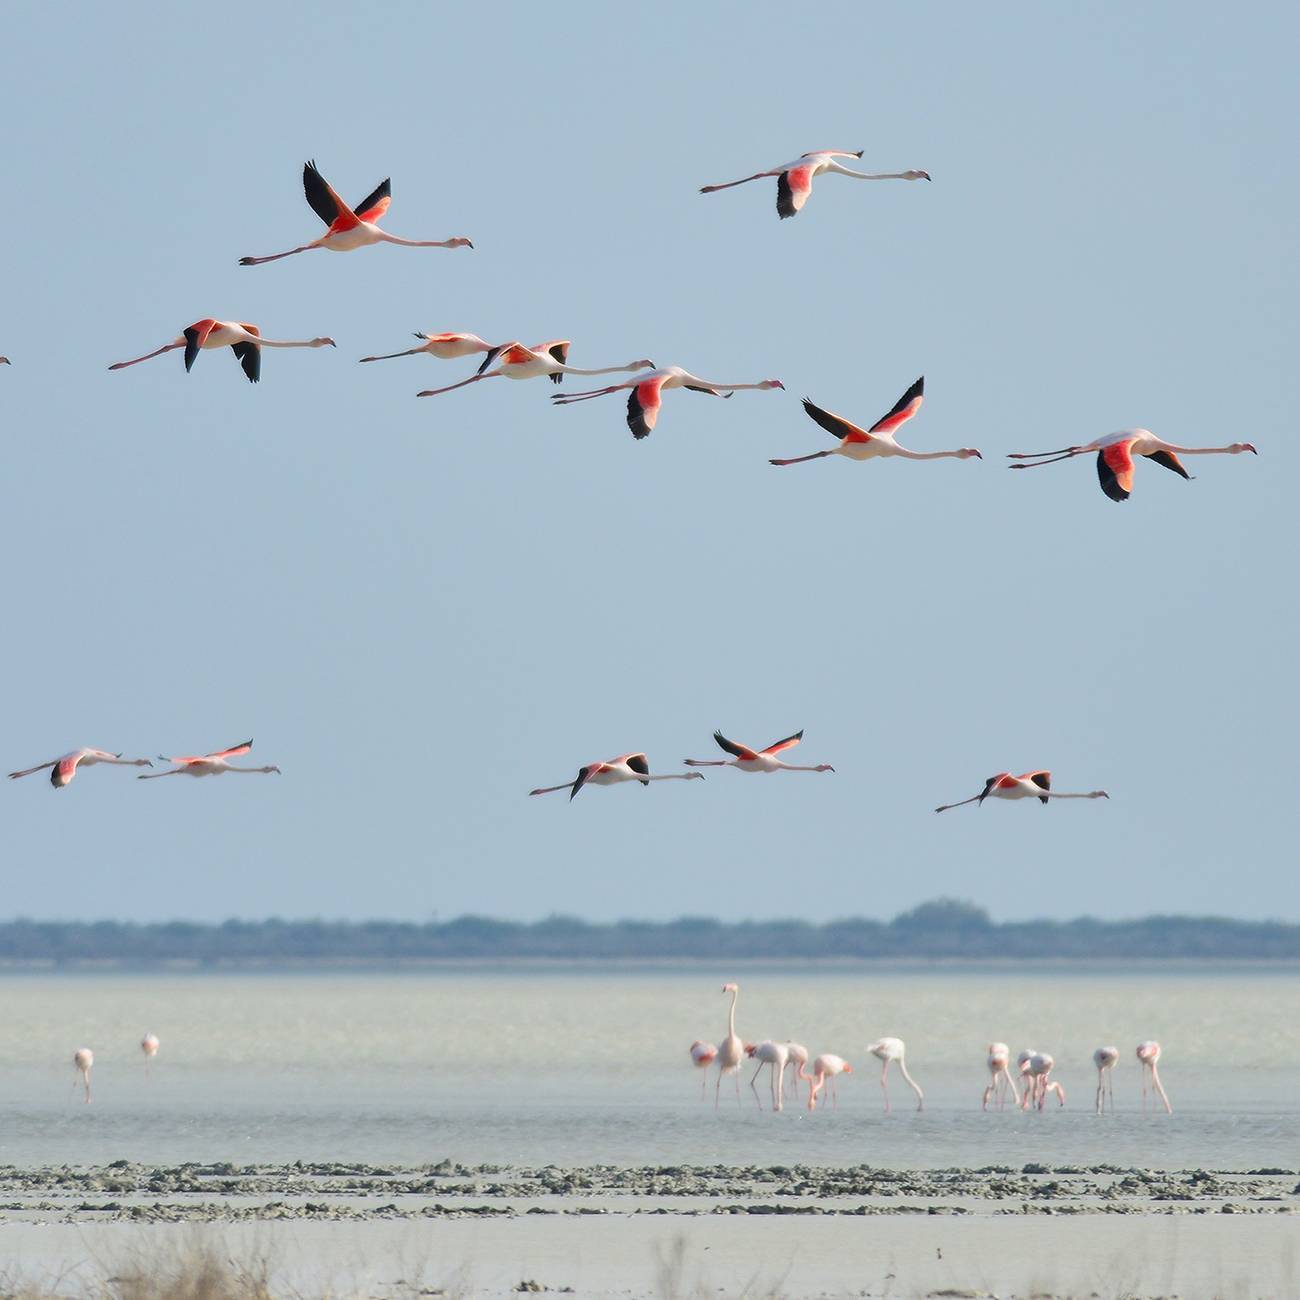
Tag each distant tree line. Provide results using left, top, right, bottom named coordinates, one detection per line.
left=0, top=899, right=1296, bottom=965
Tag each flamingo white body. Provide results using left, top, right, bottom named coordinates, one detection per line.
left=935, top=770, right=1109, bottom=813
left=1094, top=1045, right=1119, bottom=1114
left=684, top=729, right=834, bottom=775
left=868, top=1037, right=924, bottom=1113
left=9, top=748, right=152, bottom=788
left=782, top=1042, right=810, bottom=1106
left=746, top=1040, right=790, bottom=1111
left=1008, top=428, right=1257, bottom=502
left=803, top=1053, right=852, bottom=1112
left=551, top=365, right=783, bottom=439
left=700, top=150, right=930, bottom=219
left=689, top=1039, right=718, bottom=1099
left=528, top=753, right=703, bottom=800
left=142, top=1033, right=160, bottom=1059
left=1137, top=1041, right=1172, bottom=1114
left=109, top=320, right=335, bottom=382
left=139, top=740, right=281, bottom=780
left=359, top=331, right=495, bottom=364
left=240, top=161, right=471, bottom=266
left=983, top=1041, right=1020, bottom=1111
left=418, top=343, right=653, bottom=397
left=73, top=1048, right=94, bottom=1104
left=770, top=378, right=981, bottom=467
left=1023, top=1052, right=1065, bottom=1109
left=715, top=984, right=745, bottom=1108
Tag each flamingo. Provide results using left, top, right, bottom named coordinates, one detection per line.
left=1024, top=1052, right=1065, bottom=1109
left=1008, top=429, right=1257, bottom=502
left=769, top=378, right=980, bottom=468
left=528, top=754, right=703, bottom=800
left=359, top=332, right=495, bottom=365
left=935, top=771, right=1109, bottom=812
left=700, top=150, right=930, bottom=219
left=9, top=749, right=152, bottom=788
left=1093, top=1046, right=1119, bottom=1114
left=418, top=343, right=654, bottom=398
left=73, top=1048, right=93, bottom=1104
left=983, top=1042, right=1020, bottom=1111
left=689, top=1040, right=717, bottom=1099
left=803, top=1053, right=852, bottom=1112
left=715, top=983, right=745, bottom=1108
left=239, top=161, right=472, bottom=266
left=783, top=1042, right=810, bottom=1106
left=1136, top=1041, right=1172, bottom=1114
left=551, top=366, right=784, bottom=439
left=142, top=1033, right=160, bottom=1081
left=109, top=320, right=335, bottom=382
left=0, top=356, right=9, bottom=365
left=746, top=1040, right=790, bottom=1111
left=867, top=1037, right=924, bottom=1113
left=683, top=729, right=834, bottom=775
left=138, top=740, right=280, bottom=780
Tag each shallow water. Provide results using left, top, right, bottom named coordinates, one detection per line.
left=2, top=965, right=1296, bottom=1169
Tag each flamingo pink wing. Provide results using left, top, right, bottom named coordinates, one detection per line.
left=209, top=741, right=253, bottom=760
left=627, top=376, right=666, bottom=439
left=761, top=730, right=804, bottom=756
left=353, top=178, right=392, bottom=224
left=777, top=165, right=814, bottom=219
left=868, top=377, right=925, bottom=435
left=1097, top=440, right=1136, bottom=501
left=55, top=755, right=80, bottom=784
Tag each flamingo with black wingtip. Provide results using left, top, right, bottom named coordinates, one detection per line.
left=935, top=771, right=1109, bottom=813
left=358, top=332, right=497, bottom=365
left=109, top=320, right=335, bottom=382
left=684, top=729, right=834, bottom=775
left=418, top=342, right=652, bottom=397
left=528, top=754, right=704, bottom=800
left=9, top=748, right=153, bottom=788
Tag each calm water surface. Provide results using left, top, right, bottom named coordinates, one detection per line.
left=1, top=966, right=1296, bottom=1169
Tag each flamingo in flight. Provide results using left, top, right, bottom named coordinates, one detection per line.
left=934, top=770, right=1109, bottom=813
left=689, top=1040, right=718, bottom=1099
left=1093, top=1045, right=1119, bottom=1114
left=417, top=343, right=654, bottom=397
left=1136, top=1041, right=1173, bottom=1114
left=528, top=753, right=703, bottom=800
left=551, top=366, right=784, bottom=439
left=139, top=740, right=280, bottom=780
left=983, top=1042, right=1020, bottom=1111
left=769, top=377, right=981, bottom=467
left=868, top=1037, right=924, bottom=1113
left=239, top=161, right=472, bottom=266
left=359, top=331, right=496, bottom=365
left=700, top=150, right=930, bottom=219
left=683, top=729, right=834, bottom=775
left=9, top=748, right=152, bottom=788
left=109, top=320, right=335, bottom=382
left=1008, top=429, right=1257, bottom=502
left=0, top=356, right=9, bottom=366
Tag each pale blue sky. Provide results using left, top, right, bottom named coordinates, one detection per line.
left=1, top=3, right=1295, bottom=923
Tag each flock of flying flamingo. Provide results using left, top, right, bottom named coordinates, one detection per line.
left=691, top=985, right=1172, bottom=1116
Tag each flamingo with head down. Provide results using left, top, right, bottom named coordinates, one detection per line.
left=689, top=1040, right=717, bottom=1099
left=802, top=1053, right=852, bottom=1111
left=109, top=320, right=335, bottom=381
left=9, top=748, right=152, bottom=788
left=684, top=729, right=834, bottom=776
left=746, top=1040, right=790, bottom=1111
left=1137, top=1041, right=1172, bottom=1114
left=984, top=1042, right=1020, bottom=1111
left=868, top=1037, right=924, bottom=1113
left=1093, top=1046, right=1119, bottom=1114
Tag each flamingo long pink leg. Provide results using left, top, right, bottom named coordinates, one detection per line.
left=418, top=373, right=501, bottom=398
left=108, top=343, right=184, bottom=370
left=239, top=244, right=319, bottom=266
left=770, top=450, right=834, bottom=467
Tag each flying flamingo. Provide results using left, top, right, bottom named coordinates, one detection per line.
left=783, top=1042, right=810, bottom=1106
left=689, top=1040, right=717, bottom=1099
left=73, top=1048, right=93, bottom=1104
left=770, top=379, right=981, bottom=468
left=1023, top=1052, right=1065, bottom=1109
left=803, top=1053, right=852, bottom=1112
left=359, top=332, right=495, bottom=365
left=0, top=356, right=9, bottom=365
left=1136, top=1041, right=1172, bottom=1114
left=700, top=150, right=930, bottom=219
left=983, top=1042, right=1020, bottom=1111
left=109, top=320, right=335, bottom=382
left=139, top=740, right=280, bottom=780
left=715, top=983, right=745, bottom=1109
left=1008, top=429, right=1257, bottom=502
left=683, top=729, right=834, bottom=776
left=528, top=754, right=703, bottom=800
left=239, top=161, right=472, bottom=266
left=935, top=771, right=1109, bottom=812
left=9, top=749, right=152, bottom=788
left=867, top=1037, right=924, bottom=1113
left=417, top=343, right=654, bottom=398
left=746, top=1040, right=790, bottom=1111
left=1093, top=1046, right=1119, bottom=1114
left=551, top=365, right=783, bottom=439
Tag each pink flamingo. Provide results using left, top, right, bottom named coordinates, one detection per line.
left=1093, top=1046, right=1119, bottom=1114
left=109, top=320, right=335, bottom=381
left=1136, top=1041, right=1172, bottom=1114
left=9, top=749, right=153, bottom=788
left=139, top=740, right=280, bottom=780
left=700, top=150, right=929, bottom=219
left=935, top=770, right=1109, bottom=812
left=683, top=729, right=834, bottom=776
left=746, top=1041, right=790, bottom=1111
left=783, top=1042, right=810, bottom=1106
left=550, top=365, right=783, bottom=439
left=1024, top=1053, right=1065, bottom=1109
left=239, top=161, right=472, bottom=265
left=689, top=1040, right=717, bottom=1100
left=868, top=1037, right=924, bottom=1113
left=1008, top=429, right=1257, bottom=502
left=529, top=754, right=703, bottom=800
left=715, top=984, right=745, bottom=1108
left=802, top=1054, right=852, bottom=1111
left=359, top=331, right=496, bottom=365
left=983, top=1042, right=1020, bottom=1111
left=72, top=1048, right=94, bottom=1104
left=769, top=379, right=981, bottom=468
left=418, top=343, right=654, bottom=397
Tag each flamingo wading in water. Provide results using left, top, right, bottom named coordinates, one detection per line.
left=984, top=1042, right=1020, bottom=1111
left=9, top=749, right=152, bottom=788
left=139, top=740, right=280, bottom=780
left=528, top=754, right=703, bottom=800
left=239, top=161, right=472, bottom=266
left=142, top=1034, right=160, bottom=1080
left=1008, top=429, right=1257, bottom=502
left=769, top=378, right=981, bottom=468
left=73, top=1048, right=93, bottom=1104
left=1137, top=1041, right=1172, bottom=1114
left=689, top=1040, right=718, bottom=1099
left=783, top=1042, right=810, bottom=1107
left=935, top=771, right=1109, bottom=812
left=700, top=150, right=930, bottom=219
left=551, top=366, right=783, bottom=439
left=715, top=984, right=745, bottom=1108
left=418, top=343, right=653, bottom=398
left=684, top=729, right=834, bottom=776
left=110, top=321, right=335, bottom=382
left=803, top=1053, right=852, bottom=1111
left=1094, top=1046, right=1119, bottom=1114
left=746, top=1040, right=790, bottom=1111
left=1023, top=1052, right=1066, bottom=1109
left=868, top=1037, right=924, bottom=1113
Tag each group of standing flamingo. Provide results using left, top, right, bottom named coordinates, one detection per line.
left=69, top=1034, right=159, bottom=1105
left=987, top=1041, right=1171, bottom=1114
